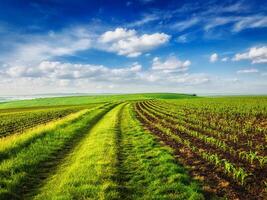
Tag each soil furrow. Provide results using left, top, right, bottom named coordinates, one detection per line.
left=135, top=102, right=266, bottom=200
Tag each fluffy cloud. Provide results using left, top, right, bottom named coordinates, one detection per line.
left=152, top=56, right=191, bottom=72
left=237, top=68, right=259, bottom=74
left=0, top=55, right=211, bottom=94
left=234, top=46, right=267, bottom=63
left=99, top=28, right=136, bottom=43
left=210, top=53, right=218, bottom=63
left=1, top=26, right=170, bottom=66
left=4, top=61, right=143, bottom=81
left=1, top=27, right=92, bottom=65
left=99, top=28, right=170, bottom=57
left=3, top=56, right=192, bottom=81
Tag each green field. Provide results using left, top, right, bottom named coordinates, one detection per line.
left=0, top=93, right=266, bottom=200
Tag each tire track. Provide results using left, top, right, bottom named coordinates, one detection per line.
left=32, top=103, right=126, bottom=200
left=0, top=104, right=117, bottom=200
left=113, top=103, right=132, bottom=200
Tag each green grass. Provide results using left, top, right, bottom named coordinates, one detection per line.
left=32, top=103, right=204, bottom=200
left=0, top=108, right=90, bottom=160
left=118, top=104, right=204, bottom=199
left=33, top=103, right=126, bottom=200
left=1, top=94, right=264, bottom=199
left=0, top=103, right=116, bottom=199
left=0, top=93, right=196, bottom=109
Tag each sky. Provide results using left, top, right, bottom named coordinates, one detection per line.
left=0, top=0, right=267, bottom=95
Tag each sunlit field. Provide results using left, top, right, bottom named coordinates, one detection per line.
left=0, top=0, right=267, bottom=199
left=0, top=93, right=266, bottom=200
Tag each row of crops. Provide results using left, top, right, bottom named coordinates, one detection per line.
left=134, top=99, right=267, bottom=200
left=0, top=105, right=98, bottom=137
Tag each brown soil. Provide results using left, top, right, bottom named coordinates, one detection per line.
left=145, top=101, right=266, bottom=152
left=135, top=102, right=267, bottom=200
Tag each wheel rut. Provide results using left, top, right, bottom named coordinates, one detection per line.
left=10, top=104, right=117, bottom=200
left=113, top=103, right=133, bottom=200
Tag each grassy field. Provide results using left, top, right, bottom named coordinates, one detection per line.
left=0, top=93, right=266, bottom=200
left=0, top=93, right=195, bottom=109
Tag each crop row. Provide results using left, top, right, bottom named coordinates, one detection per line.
left=143, top=101, right=266, bottom=165
left=146, top=100, right=266, bottom=153
left=134, top=101, right=266, bottom=199
left=162, top=99, right=267, bottom=140
left=0, top=106, right=91, bottom=137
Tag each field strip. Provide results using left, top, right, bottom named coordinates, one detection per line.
left=0, top=106, right=86, bottom=137
left=148, top=100, right=266, bottom=148
left=0, top=108, right=94, bottom=162
left=134, top=101, right=266, bottom=199
left=115, top=103, right=204, bottom=199
left=0, top=103, right=117, bottom=199
left=139, top=102, right=263, bottom=168
left=137, top=101, right=267, bottom=186
left=32, top=103, right=126, bottom=200
left=0, top=109, right=88, bottom=148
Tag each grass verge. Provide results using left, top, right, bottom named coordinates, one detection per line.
left=33, top=103, right=125, bottom=200
left=117, top=103, right=204, bottom=199
left=0, top=103, right=116, bottom=199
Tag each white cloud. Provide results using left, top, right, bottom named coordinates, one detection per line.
left=0, top=26, right=93, bottom=65
left=176, top=34, right=188, bottom=43
left=0, top=56, right=213, bottom=95
left=221, top=57, right=229, bottom=62
left=169, top=10, right=267, bottom=35
left=204, top=2, right=248, bottom=15
left=1, top=26, right=170, bottom=66
left=237, top=68, right=259, bottom=74
left=233, top=46, right=267, bottom=64
left=171, top=17, right=200, bottom=31
left=3, top=61, right=143, bottom=83
left=204, top=17, right=235, bottom=31
left=3, top=57, right=191, bottom=81
left=168, top=73, right=210, bottom=85
left=152, top=56, right=191, bottom=72
left=99, top=28, right=170, bottom=57
left=233, top=16, right=267, bottom=32
left=128, top=14, right=159, bottom=27
left=210, top=53, right=218, bottom=63
left=203, top=15, right=267, bottom=32
left=2, top=58, right=265, bottom=95
left=99, top=28, right=136, bottom=43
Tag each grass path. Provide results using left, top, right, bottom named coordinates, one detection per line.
left=33, top=103, right=204, bottom=200
left=0, top=103, right=116, bottom=199
left=33, top=103, right=126, bottom=199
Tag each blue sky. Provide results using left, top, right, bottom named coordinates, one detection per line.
left=0, top=0, right=266, bottom=95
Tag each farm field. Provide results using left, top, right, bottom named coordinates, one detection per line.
left=0, top=93, right=266, bottom=200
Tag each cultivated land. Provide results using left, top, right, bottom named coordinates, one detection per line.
left=0, top=93, right=266, bottom=200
